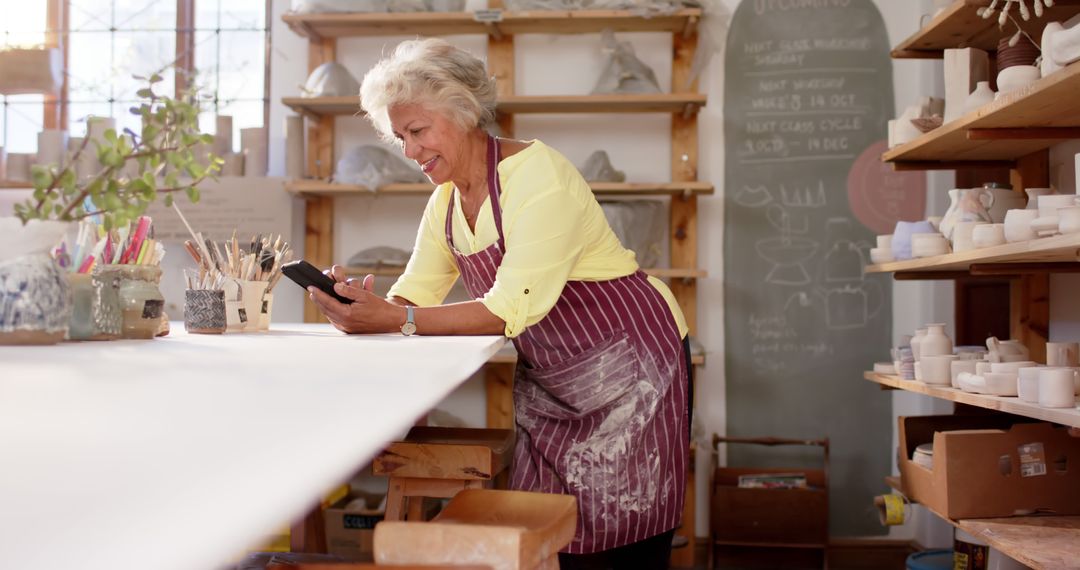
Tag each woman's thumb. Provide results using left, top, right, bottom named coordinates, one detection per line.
left=363, top=273, right=375, bottom=292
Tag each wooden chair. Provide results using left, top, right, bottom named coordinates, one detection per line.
left=372, top=427, right=514, bottom=521
left=374, top=488, right=577, bottom=570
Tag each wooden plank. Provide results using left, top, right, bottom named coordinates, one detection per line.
left=175, top=0, right=195, bottom=97
left=281, top=9, right=704, bottom=39
left=0, top=181, right=35, bottom=189
left=958, top=517, right=1080, bottom=570
left=881, top=61, right=1080, bottom=165
left=967, top=127, right=1080, bottom=140
left=865, top=233, right=1080, bottom=274
left=891, top=0, right=1080, bottom=59
left=1011, top=151, right=1050, bottom=364
left=863, top=372, right=1080, bottom=428
left=284, top=179, right=714, bottom=197
left=43, top=0, right=65, bottom=130
left=283, top=94, right=707, bottom=117
left=303, top=38, right=336, bottom=325
left=484, top=362, right=514, bottom=430
left=486, top=0, right=514, bottom=138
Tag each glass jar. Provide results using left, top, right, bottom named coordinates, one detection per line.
left=113, top=265, right=164, bottom=340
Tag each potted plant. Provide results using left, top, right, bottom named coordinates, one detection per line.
left=0, top=74, right=223, bottom=345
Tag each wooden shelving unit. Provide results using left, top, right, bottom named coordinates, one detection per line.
left=283, top=93, right=707, bottom=118
left=285, top=179, right=714, bottom=197
left=282, top=8, right=703, bottom=39
left=891, top=0, right=1080, bottom=59
left=881, top=61, right=1080, bottom=167
left=883, top=475, right=1080, bottom=570
left=864, top=372, right=1080, bottom=428
left=0, top=180, right=34, bottom=189
left=284, top=7, right=706, bottom=564
left=864, top=233, right=1080, bottom=274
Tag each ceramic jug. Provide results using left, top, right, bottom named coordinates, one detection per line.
left=981, top=183, right=1026, bottom=223
left=920, top=324, right=954, bottom=358
left=940, top=188, right=992, bottom=240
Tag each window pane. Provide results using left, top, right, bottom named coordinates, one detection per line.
left=69, top=0, right=112, bottom=32
left=197, top=0, right=266, bottom=31
left=112, top=32, right=176, bottom=101
left=0, top=0, right=47, bottom=46
left=113, top=0, right=176, bottom=31
left=219, top=99, right=264, bottom=134
left=2, top=95, right=45, bottom=153
left=68, top=32, right=114, bottom=102
left=192, top=30, right=221, bottom=97
left=68, top=101, right=113, bottom=138
left=198, top=31, right=265, bottom=103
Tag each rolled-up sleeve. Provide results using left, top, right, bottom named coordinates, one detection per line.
left=480, top=182, right=585, bottom=338
left=387, top=188, right=460, bottom=307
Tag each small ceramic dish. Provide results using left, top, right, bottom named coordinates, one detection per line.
left=1031, top=215, right=1061, bottom=238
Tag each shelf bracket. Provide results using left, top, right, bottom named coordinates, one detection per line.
left=484, top=21, right=504, bottom=40
left=296, top=21, right=321, bottom=41
left=966, top=127, right=1080, bottom=141
left=681, top=102, right=698, bottom=120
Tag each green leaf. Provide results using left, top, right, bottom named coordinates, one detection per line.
left=136, top=88, right=154, bottom=98
left=164, top=194, right=174, bottom=207
left=149, top=73, right=163, bottom=83
left=185, top=186, right=200, bottom=203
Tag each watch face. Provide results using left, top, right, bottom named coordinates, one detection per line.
left=401, top=322, right=417, bottom=336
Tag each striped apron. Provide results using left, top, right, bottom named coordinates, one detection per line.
left=445, top=136, right=688, bottom=554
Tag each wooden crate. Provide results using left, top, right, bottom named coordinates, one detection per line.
left=709, top=436, right=829, bottom=569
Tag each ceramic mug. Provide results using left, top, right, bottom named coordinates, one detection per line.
left=952, top=221, right=987, bottom=252
left=1003, top=209, right=1038, bottom=242
left=1017, top=366, right=1043, bottom=403
left=1059, top=206, right=1080, bottom=235
left=1039, top=368, right=1077, bottom=408
left=921, top=354, right=958, bottom=385
left=1046, top=342, right=1080, bottom=367
left=971, top=223, right=1006, bottom=248
left=1037, top=194, right=1076, bottom=218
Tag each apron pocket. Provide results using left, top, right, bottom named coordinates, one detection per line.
left=517, top=332, right=640, bottom=419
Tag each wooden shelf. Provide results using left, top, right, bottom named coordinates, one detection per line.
left=0, top=180, right=33, bottom=189
left=343, top=265, right=707, bottom=280
left=282, top=9, right=703, bottom=39
left=864, top=233, right=1080, bottom=275
left=282, top=93, right=707, bottom=118
left=891, top=0, right=1080, bottom=59
left=864, top=371, right=1080, bottom=428
left=882, top=61, right=1080, bottom=166
left=284, top=179, right=714, bottom=197
left=490, top=335, right=705, bottom=365
left=882, top=476, right=1080, bottom=570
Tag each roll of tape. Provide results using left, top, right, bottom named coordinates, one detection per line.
left=874, top=494, right=906, bottom=526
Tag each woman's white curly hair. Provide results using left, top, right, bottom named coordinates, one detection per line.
left=360, top=38, right=497, bottom=143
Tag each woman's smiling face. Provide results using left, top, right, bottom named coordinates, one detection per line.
left=388, top=103, right=473, bottom=186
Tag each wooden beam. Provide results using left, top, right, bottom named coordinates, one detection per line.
left=893, top=271, right=985, bottom=281
left=484, top=362, right=514, bottom=430
left=44, top=0, right=66, bottom=130
left=1010, top=150, right=1051, bottom=364
left=175, top=0, right=195, bottom=97
left=303, top=38, right=336, bottom=323
left=967, top=128, right=1080, bottom=141
left=970, top=262, right=1080, bottom=275
left=890, top=160, right=1016, bottom=171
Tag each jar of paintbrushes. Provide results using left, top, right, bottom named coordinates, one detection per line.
left=55, top=216, right=165, bottom=340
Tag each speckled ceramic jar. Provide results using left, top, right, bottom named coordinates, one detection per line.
left=0, top=218, right=72, bottom=345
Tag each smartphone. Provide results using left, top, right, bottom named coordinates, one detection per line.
left=281, top=260, right=354, bottom=304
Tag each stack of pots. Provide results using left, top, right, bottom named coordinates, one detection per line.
left=912, top=324, right=955, bottom=385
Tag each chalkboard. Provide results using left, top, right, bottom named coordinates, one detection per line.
left=723, top=0, right=909, bottom=536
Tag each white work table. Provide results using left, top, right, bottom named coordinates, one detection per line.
left=0, top=324, right=505, bottom=570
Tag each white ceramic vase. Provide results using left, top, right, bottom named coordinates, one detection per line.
left=911, top=328, right=928, bottom=362
left=961, top=81, right=995, bottom=116
left=921, top=324, right=953, bottom=359
left=0, top=217, right=73, bottom=345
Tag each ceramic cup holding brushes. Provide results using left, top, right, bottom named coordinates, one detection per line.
left=185, top=289, right=226, bottom=334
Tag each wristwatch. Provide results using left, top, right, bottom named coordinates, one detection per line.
left=401, top=305, right=417, bottom=336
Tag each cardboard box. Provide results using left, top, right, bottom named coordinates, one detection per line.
left=898, top=415, right=1080, bottom=519
left=323, top=495, right=384, bottom=562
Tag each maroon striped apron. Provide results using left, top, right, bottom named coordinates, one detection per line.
left=445, top=136, right=688, bottom=554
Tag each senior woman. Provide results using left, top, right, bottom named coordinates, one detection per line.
left=307, top=38, right=690, bottom=570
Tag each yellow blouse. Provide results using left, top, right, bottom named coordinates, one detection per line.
left=387, top=140, right=688, bottom=339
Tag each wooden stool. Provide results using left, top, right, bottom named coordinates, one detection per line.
left=373, top=427, right=514, bottom=521
left=374, top=489, right=577, bottom=570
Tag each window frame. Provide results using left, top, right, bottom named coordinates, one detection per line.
left=46, top=0, right=271, bottom=138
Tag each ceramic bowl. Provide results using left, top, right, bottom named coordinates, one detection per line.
left=984, top=371, right=1019, bottom=396
left=892, top=220, right=936, bottom=260
left=869, top=247, right=894, bottom=265
left=922, top=354, right=958, bottom=385
left=951, top=359, right=979, bottom=388
left=971, top=223, right=1006, bottom=248
left=912, top=443, right=934, bottom=469
left=1037, top=194, right=1076, bottom=218
left=1031, top=215, right=1061, bottom=237
left=1039, top=368, right=1077, bottom=408
left=958, top=372, right=986, bottom=393
left=990, top=360, right=1038, bottom=374
left=1003, top=209, right=1038, bottom=243
left=997, top=65, right=1041, bottom=95
left=1059, top=206, right=1080, bottom=235
left=976, top=361, right=992, bottom=376
left=876, top=234, right=893, bottom=249
left=911, top=233, right=950, bottom=258
left=951, top=221, right=987, bottom=253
